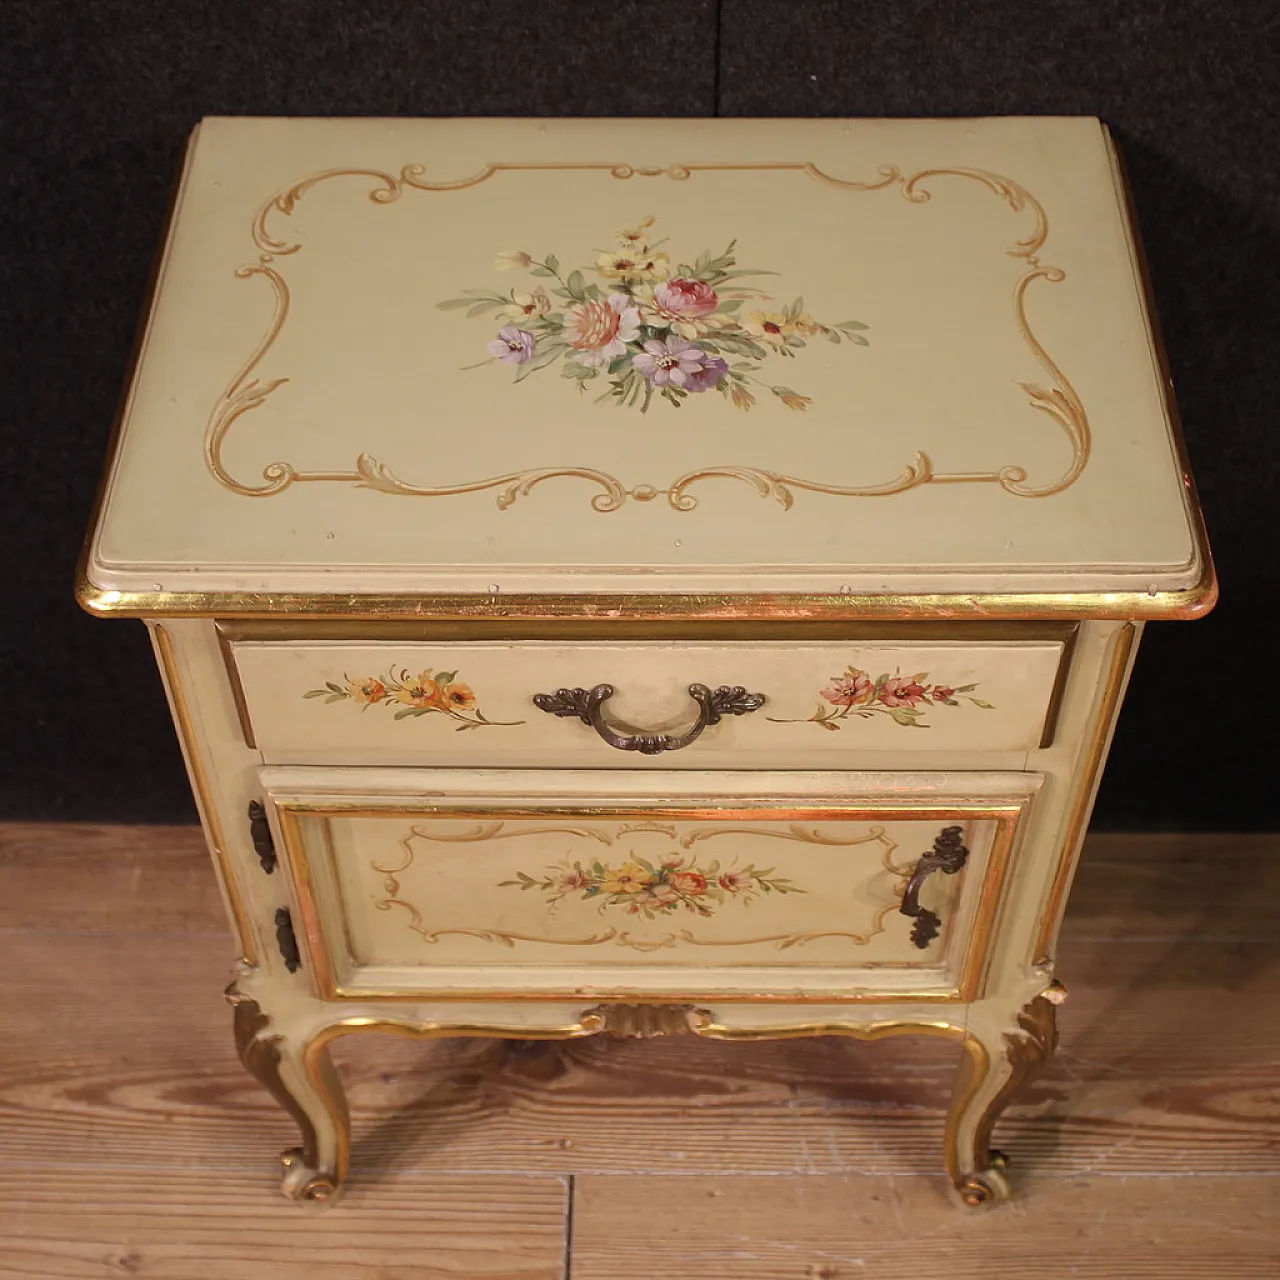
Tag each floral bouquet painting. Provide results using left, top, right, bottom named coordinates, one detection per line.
left=437, top=216, right=870, bottom=413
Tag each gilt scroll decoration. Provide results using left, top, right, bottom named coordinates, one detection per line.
left=207, top=161, right=1089, bottom=510
left=371, top=821, right=916, bottom=954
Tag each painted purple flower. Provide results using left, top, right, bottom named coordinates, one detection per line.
left=487, top=326, right=536, bottom=364
left=683, top=355, right=729, bottom=393
left=632, top=337, right=712, bottom=388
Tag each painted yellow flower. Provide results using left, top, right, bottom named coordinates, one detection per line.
left=730, top=384, right=756, bottom=411
left=596, top=249, right=670, bottom=283
left=501, top=289, right=551, bottom=323
left=778, top=391, right=812, bottom=411
left=494, top=250, right=534, bottom=271
left=742, top=311, right=795, bottom=347
left=600, top=862, right=654, bottom=895
left=790, top=311, right=821, bottom=336
left=346, top=676, right=386, bottom=705
left=616, top=216, right=655, bottom=251
left=395, top=671, right=441, bottom=708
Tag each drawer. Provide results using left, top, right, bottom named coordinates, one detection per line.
left=259, top=767, right=1041, bottom=1002
left=225, top=625, right=1073, bottom=766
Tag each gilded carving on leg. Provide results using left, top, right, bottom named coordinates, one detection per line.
left=954, top=980, right=1067, bottom=1208
left=225, top=985, right=339, bottom=1204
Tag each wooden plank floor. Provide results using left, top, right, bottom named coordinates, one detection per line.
left=1, top=826, right=1277, bottom=1277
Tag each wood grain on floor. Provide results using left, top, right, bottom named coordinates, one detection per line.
left=0, top=825, right=1277, bottom=1277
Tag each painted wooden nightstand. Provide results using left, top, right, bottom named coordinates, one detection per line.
left=79, top=116, right=1214, bottom=1208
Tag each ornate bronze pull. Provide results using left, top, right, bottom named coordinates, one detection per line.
left=900, top=825, right=970, bottom=948
left=532, top=683, right=766, bottom=755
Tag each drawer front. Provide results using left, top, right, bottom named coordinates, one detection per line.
left=229, top=632, right=1071, bottom=766
left=261, top=767, right=1040, bottom=1002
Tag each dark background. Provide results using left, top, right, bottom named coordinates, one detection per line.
left=3, top=1, right=1276, bottom=827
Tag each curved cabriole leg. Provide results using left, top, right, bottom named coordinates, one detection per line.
left=228, top=989, right=350, bottom=1205
left=945, top=982, right=1066, bottom=1208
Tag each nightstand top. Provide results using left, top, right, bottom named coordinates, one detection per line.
left=80, top=116, right=1213, bottom=620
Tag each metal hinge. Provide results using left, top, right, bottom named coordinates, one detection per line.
left=248, top=800, right=276, bottom=874
left=274, top=907, right=301, bottom=973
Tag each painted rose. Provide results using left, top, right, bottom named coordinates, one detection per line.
left=822, top=671, right=874, bottom=706
left=438, top=681, right=477, bottom=712
left=669, top=871, right=708, bottom=895
left=878, top=676, right=930, bottom=708
left=346, top=676, right=386, bottom=705
left=564, top=294, right=641, bottom=367
left=632, top=337, right=715, bottom=388
left=661, top=852, right=687, bottom=869
left=396, top=672, right=441, bottom=708
left=718, top=871, right=749, bottom=892
left=931, top=685, right=957, bottom=705
left=600, top=862, right=653, bottom=895
left=487, top=326, right=536, bottom=364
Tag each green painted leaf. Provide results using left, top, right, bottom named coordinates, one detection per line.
left=970, top=699, right=996, bottom=709
left=544, top=253, right=560, bottom=273
left=303, top=689, right=329, bottom=699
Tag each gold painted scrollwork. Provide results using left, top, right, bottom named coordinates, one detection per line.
left=370, top=820, right=917, bottom=953
left=208, top=160, right=1089, bottom=507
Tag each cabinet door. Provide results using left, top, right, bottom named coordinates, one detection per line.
left=261, top=767, right=1040, bottom=1004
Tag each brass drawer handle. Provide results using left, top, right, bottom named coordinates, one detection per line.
left=900, top=825, right=970, bottom=948
left=532, top=683, right=766, bottom=755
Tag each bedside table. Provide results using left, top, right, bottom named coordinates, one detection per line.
left=79, top=115, right=1214, bottom=1208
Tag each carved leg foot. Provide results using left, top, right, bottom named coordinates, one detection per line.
left=945, top=982, right=1066, bottom=1208
left=228, top=988, right=350, bottom=1205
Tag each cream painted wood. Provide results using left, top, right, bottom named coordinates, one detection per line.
left=230, top=637, right=1067, bottom=765
left=139, top=615, right=1142, bottom=1208
left=83, top=117, right=1211, bottom=605
left=79, top=114, right=1212, bottom=1212
left=257, top=766, right=1040, bottom=1001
